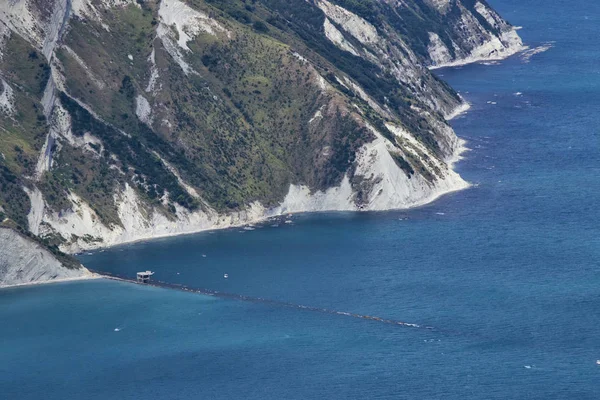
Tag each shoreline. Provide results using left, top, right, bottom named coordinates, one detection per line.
left=0, top=273, right=102, bottom=290
left=446, top=101, right=471, bottom=121
left=70, top=110, right=473, bottom=255
left=445, top=101, right=472, bottom=169
left=429, top=30, right=528, bottom=70
left=76, top=189, right=470, bottom=256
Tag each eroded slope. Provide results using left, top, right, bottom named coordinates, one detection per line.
left=0, top=0, right=522, bottom=252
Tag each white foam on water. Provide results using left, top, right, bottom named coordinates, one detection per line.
left=520, top=43, right=553, bottom=63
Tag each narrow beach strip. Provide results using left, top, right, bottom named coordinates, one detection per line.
left=0, top=274, right=102, bottom=289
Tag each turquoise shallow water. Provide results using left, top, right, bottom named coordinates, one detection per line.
left=2, top=0, right=600, bottom=398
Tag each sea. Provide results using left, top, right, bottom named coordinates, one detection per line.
left=1, top=0, right=599, bottom=398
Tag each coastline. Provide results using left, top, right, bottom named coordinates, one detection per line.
left=429, top=29, right=527, bottom=70
left=65, top=101, right=473, bottom=255
left=446, top=101, right=471, bottom=121
left=3, top=101, right=473, bottom=285
left=0, top=273, right=102, bottom=290
left=446, top=102, right=472, bottom=169
left=19, top=23, right=524, bottom=257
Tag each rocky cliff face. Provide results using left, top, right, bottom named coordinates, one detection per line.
left=0, top=226, right=91, bottom=286
left=0, top=0, right=523, bottom=252
left=423, top=0, right=524, bottom=68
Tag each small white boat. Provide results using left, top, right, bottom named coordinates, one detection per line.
left=224, top=273, right=229, bottom=279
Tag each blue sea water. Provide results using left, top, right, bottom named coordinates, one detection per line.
left=2, top=0, right=600, bottom=398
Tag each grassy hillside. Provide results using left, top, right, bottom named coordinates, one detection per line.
left=0, top=0, right=518, bottom=248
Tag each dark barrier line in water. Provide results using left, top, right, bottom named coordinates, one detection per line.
left=94, top=271, right=437, bottom=332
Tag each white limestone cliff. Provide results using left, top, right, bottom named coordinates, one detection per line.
left=23, top=99, right=470, bottom=253
left=1, top=0, right=520, bottom=255
left=0, top=227, right=93, bottom=287
left=427, top=2, right=526, bottom=69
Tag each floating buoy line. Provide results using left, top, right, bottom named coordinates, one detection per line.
left=94, top=270, right=437, bottom=332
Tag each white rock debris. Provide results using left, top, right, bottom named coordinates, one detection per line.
left=278, top=123, right=468, bottom=213
left=158, top=0, right=229, bottom=51
left=23, top=186, right=45, bottom=235
left=0, top=0, right=43, bottom=52
left=430, top=29, right=524, bottom=69
left=323, top=18, right=359, bottom=57
left=0, top=78, right=15, bottom=115
left=41, top=0, right=69, bottom=60
left=474, top=1, right=501, bottom=29
left=155, top=0, right=229, bottom=75
left=316, top=0, right=380, bottom=45
left=135, top=95, right=153, bottom=126
left=0, top=21, right=10, bottom=60
left=428, top=32, right=453, bottom=66
left=145, top=48, right=161, bottom=94
left=277, top=175, right=355, bottom=213
left=35, top=57, right=73, bottom=180
left=353, top=126, right=468, bottom=211
left=0, top=0, right=71, bottom=61
left=71, top=0, right=104, bottom=22
left=35, top=99, right=106, bottom=179
left=34, top=102, right=69, bottom=178
left=34, top=132, right=55, bottom=179
left=317, top=75, right=332, bottom=92
left=425, top=0, right=452, bottom=14
left=157, top=26, right=195, bottom=75
left=308, top=108, right=324, bottom=124
left=292, top=52, right=308, bottom=63
left=386, top=123, right=446, bottom=172
left=428, top=3, right=526, bottom=69
left=38, top=183, right=265, bottom=253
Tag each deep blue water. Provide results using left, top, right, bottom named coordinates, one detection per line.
left=2, top=1, right=600, bottom=398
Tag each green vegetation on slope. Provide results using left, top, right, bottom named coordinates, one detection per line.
left=0, top=0, right=498, bottom=243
